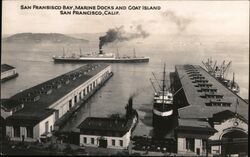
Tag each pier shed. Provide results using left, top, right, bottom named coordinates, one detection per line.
left=172, top=64, right=248, bottom=156
left=78, top=97, right=138, bottom=150
left=5, top=64, right=113, bottom=142
left=78, top=117, right=133, bottom=149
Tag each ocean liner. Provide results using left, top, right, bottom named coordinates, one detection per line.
left=53, top=48, right=149, bottom=63
left=150, top=63, right=175, bottom=130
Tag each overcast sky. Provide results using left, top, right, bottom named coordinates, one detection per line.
left=2, top=0, right=249, bottom=36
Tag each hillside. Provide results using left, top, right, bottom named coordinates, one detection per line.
left=2, top=33, right=89, bottom=44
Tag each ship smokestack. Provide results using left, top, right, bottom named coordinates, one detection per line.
left=126, top=96, right=133, bottom=119
left=99, top=49, right=103, bottom=54
left=99, top=39, right=103, bottom=54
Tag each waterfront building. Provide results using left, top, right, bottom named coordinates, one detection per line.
left=172, top=64, right=248, bottom=156
left=78, top=97, right=138, bottom=149
left=1, top=64, right=18, bottom=82
left=1, top=99, right=24, bottom=119
left=4, top=64, right=112, bottom=142
left=78, top=117, right=133, bottom=149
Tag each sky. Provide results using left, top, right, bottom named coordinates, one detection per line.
left=2, top=0, right=249, bottom=36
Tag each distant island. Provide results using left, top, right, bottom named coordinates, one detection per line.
left=2, top=33, right=89, bottom=44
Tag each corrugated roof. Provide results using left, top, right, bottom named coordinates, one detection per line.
left=1, top=99, right=23, bottom=111
left=175, top=65, right=248, bottom=121
left=176, top=118, right=217, bottom=133
left=1, top=64, right=15, bottom=73
left=6, top=64, right=110, bottom=125
left=78, top=117, right=133, bottom=133
left=212, top=110, right=248, bottom=124
left=178, top=118, right=211, bottom=128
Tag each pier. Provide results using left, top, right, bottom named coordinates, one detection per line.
left=54, top=71, right=113, bottom=131
left=172, top=64, right=248, bottom=156
left=130, top=64, right=248, bottom=156
left=3, top=63, right=113, bottom=143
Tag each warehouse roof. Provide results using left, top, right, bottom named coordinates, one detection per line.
left=212, top=110, right=248, bottom=124
left=78, top=117, right=133, bottom=136
left=175, top=65, right=248, bottom=121
left=1, top=64, right=15, bottom=73
left=6, top=64, right=110, bottom=126
left=176, top=119, right=217, bottom=133
left=1, top=99, right=23, bottom=111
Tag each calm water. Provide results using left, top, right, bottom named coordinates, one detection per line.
left=1, top=34, right=249, bottom=135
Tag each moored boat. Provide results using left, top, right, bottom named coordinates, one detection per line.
left=151, top=63, right=175, bottom=130
left=202, top=58, right=240, bottom=94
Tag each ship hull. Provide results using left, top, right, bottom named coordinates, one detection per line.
left=53, top=57, right=149, bottom=63
left=152, top=111, right=175, bottom=131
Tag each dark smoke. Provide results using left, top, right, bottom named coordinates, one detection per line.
left=129, top=86, right=149, bottom=99
left=162, top=10, right=192, bottom=32
left=99, top=25, right=149, bottom=50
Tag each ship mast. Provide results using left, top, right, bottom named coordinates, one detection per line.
left=152, top=72, right=162, bottom=90
left=116, top=47, right=119, bottom=58
left=79, top=48, right=82, bottom=57
left=232, top=72, right=235, bottom=87
left=133, top=48, right=136, bottom=58
left=149, top=78, right=157, bottom=93
left=162, top=63, right=166, bottom=109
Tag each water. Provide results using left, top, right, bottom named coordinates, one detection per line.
left=1, top=34, right=249, bottom=136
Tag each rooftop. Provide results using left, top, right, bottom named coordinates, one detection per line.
left=212, top=110, right=248, bottom=124
left=78, top=117, right=133, bottom=133
left=175, top=64, right=248, bottom=121
left=1, top=64, right=15, bottom=73
left=6, top=63, right=110, bottom=126
left=1, top=99, right=23, bottom=111
left=176, top=118, right=217, bottom=133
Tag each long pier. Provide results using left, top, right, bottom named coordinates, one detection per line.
left=54, top=72, right=113, bottom=131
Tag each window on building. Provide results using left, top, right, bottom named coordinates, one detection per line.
left=13, top=126, right=20, bottom=137
left=83, top=89, right=86, bottom=96
left=69, top=99, right=72, bottom=109
left=79, top=92, right=81, bottom=99
left=87, top=86, right=89, bottom=93
left=186, top=138, right=195, bottom=152
left=74, top=95, right=77, bottom=103
left=45, top=121, right=49, bottom=133
left=55, top=110, right=59, bottom=120
left=119, top=140, right=123, bottom=147
left=202, top=139, right=207, bottom=152
left=112, top=139, right=115, bottom=146
left=91, top=138, right=94, bottom=144
left=26, top=127, right=33, bottom=138
left=84, top=137, right=87, bottom=143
